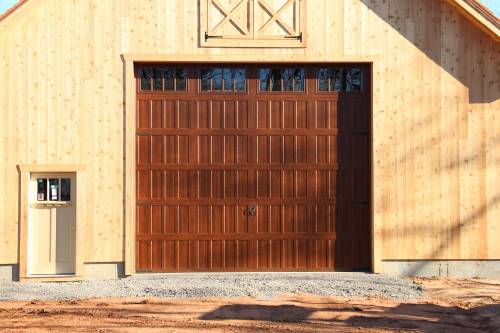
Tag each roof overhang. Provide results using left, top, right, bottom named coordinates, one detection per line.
left=446, top=0, right=500, bottom=41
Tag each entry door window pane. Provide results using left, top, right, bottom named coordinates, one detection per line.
left=61, top=179, right=71, bottom=201
left=49, top=179, right=59, bottom=201
left=37, top=178, right=47, bottom=201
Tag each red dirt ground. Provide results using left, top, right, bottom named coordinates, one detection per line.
left=0, top=277, right=498, bottom=332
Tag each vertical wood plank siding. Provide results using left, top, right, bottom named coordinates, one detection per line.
left=0, top=0, right=498, bottom=264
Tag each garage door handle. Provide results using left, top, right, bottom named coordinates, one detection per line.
left=246, top=204, right=257, bottom=216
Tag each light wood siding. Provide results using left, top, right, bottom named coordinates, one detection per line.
left=0, top=0, right=498, bottom=265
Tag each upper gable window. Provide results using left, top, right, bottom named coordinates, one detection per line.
left=200, top=0, right=306, bottom=48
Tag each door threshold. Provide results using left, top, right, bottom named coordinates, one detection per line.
left=20, top=274, right=82, bottom=282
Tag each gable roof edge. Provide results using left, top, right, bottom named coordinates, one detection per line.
left=447, top=0, right=500, bottom=41
left=0, top=0, right=29, bottom=23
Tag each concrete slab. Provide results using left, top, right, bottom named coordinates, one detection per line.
left=382, top=260, right=500, bottom=278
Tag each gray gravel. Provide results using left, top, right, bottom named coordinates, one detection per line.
left=0, top=273, right=422, bottom=301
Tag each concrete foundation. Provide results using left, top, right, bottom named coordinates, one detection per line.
left=0, top=264, right=19, bottom=281
left=382, top=260, right=500, bottom=279
left=84, top=262, right=125, bottom=280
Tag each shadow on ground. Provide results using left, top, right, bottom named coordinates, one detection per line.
left=200, top=302, right=500, bottom=332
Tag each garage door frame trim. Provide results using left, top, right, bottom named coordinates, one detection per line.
left=122, top=54, right=381, bottom=275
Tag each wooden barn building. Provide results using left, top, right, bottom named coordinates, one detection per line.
left=0, top=0, right=499, bottom=281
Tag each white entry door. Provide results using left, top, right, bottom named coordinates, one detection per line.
left=28, top=172, right=76, bottom=275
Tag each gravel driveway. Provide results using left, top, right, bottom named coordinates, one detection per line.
left=0, top=273, right=422, bottom=301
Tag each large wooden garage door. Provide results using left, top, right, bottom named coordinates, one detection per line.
left=135, top=65, right=371, bottom=272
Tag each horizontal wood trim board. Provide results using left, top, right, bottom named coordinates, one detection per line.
left=136, top=129, right=340, bottom=135
left=135, top=199, right=347, bottom=205
left=136, top=233, right=343, bottom=241
left=136, top=165, right=342, bottom=171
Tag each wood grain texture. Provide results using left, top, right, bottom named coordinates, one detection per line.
left=0, top=0, right=498, bottom=269
left=134, top=65, right=371, bottom=272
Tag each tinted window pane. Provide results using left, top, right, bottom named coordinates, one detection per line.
left=283, top=69, right=294, bottom=91
left=318, top=67, right=363, bottom=92
left=140, top=69, right=152, bottom=91
left=153, top=68, right=163, bottom=90
left=49, top=178, right=59, bottom=201
left=223, top=68, right=233, bottom=91
left=331, top=69, right=344, bottom=92
left=346, top=68, right=362, bottom=92
left=271, top=69, right=282, bottom=91
left=260, top=68, right=304, bottom=92
left=176, top=69, right=187, bottom=91
left=293, top=68, right=305, bottom=91
left=201, top=69, right=211, bottom=91
left=318, top=69, right=329, bottom=91
left=213, top=68, right=223, bottom=90
left=163, top=69, right=174, bottom=91
left=259, top=69, right=270, bottom=91
left=37, top=178, right=47, bottom=201
left=61, top=178, right=71, bottom=201
left=234, top=69, right=246, bottom=91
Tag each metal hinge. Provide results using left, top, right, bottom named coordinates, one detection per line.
left=205, top=31, right=223, bottom=42
left=284, top=32, right=302, bottom=42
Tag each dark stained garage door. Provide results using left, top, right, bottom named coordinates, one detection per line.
left=135, top=64, right=371, bottom=272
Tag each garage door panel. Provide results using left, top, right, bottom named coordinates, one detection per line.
left=137, top=136, right=151, bottom=164
left=238, top=101, right=249, bottom=128
left=151, top=205, right=163, bottom=234
left=138, top=100, right=151, bottom=129
left=212, top=241, right=223, bottom=269
left=178, top=101, right=191, bottom=128
left=136, top=64, right=370, bottom=272
left=151, top=101, right=163, bottom=128
left=212, top=101, right=224, bottom=128
left=165, top=101, right=176, bottom=128
left=270, top=101, right=282, bottom=128
left=136, top=241, right=151, bottom=271
left=212, top=205, right=224, bottom=233
left=225, top=101, right=237, bottom=128
left=270, top=136, right=282, bottom=163
left=225, top=240, right=237, bottom=268
left=164, top=205, right=177, bottom=234
left=258, top=240, right=269, bottom=268
left=257, top=205, right=270, bottom=233
left=178, top=206, right=191, bottom=233
left=198, top=101, right=210, bottom=128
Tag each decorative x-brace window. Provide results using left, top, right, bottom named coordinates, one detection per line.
left=200, top=0, right=306, bottom=47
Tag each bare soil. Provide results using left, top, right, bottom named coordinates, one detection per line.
left=0, top=277, right=498, bottom=333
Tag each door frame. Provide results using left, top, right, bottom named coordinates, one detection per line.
left=122, top=54, right=381, bottom=276
left=17, top=164, right=86, bottom=281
